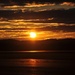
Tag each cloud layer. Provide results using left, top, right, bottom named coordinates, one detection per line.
left=0, top=0, right=75, bottom=40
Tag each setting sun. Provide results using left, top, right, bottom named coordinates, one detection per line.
left=30, top=32, right=37, bottom=38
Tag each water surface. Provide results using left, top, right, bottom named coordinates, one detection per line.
left=0, top=50, right=75, bottom=75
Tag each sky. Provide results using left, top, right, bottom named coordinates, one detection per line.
left=0, top=0, right=75, bottom=40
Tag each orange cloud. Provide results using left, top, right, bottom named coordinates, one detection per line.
left=3, top=3, right=55, bottom=11
left=25, top=2, right=55, bottom=7
left=61, top=2, right=75, bottom=6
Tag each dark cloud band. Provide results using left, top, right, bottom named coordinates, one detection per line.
left=0, top=0, right=75, bottom=6
left=0, top=8, right=75, bottom=24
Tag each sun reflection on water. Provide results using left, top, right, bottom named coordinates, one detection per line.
left=28, top=59, right=37, bottom=67
left=16, top=59, right=54, bottom=67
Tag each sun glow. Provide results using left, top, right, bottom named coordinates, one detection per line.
left=30, top=32, right=37, bottom=38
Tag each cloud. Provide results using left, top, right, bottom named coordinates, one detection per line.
left=0, top=2, right=75, bottom=11
left=1, top=3, right=55, bottom=11
left=61, top=2, right=75, bottom=6
left=36, top=26, right=75, bottom=32
left=0, top=0, right=75, bottom=40
left=0, top=8, right=75, bottom=24
left=0, top=0, right=75, bottom=6
left=0, top=20, right=75, bottom=32
left=0, top=19, right=75, bottom=40
left=25, top=3, right=55, bottom=7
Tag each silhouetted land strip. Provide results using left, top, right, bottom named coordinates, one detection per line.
left=0, top=38, right=75, bottom=51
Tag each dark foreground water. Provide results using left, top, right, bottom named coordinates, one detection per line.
left=0, top=50, right=75, bottom=75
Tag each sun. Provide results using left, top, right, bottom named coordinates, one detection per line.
left=30, top=32, right=37, bottom=38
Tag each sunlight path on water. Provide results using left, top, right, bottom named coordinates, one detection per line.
left=0, top=50, right=75, bottom=53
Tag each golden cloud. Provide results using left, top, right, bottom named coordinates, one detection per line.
left=61, top=2, right=75, bottom=6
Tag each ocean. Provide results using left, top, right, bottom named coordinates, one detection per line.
left=0, top=50, right=75, bottom=75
